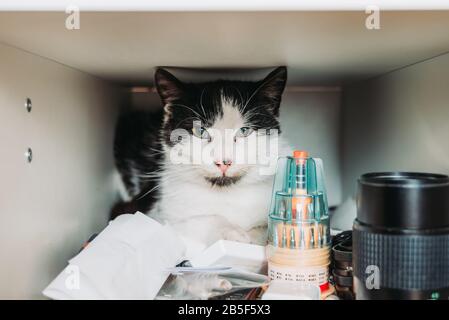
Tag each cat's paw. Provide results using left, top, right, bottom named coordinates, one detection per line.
left=247, top=226, right=268, bottom=245
left=221, top=227, right=251, bottom=243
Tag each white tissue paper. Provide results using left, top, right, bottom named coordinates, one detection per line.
left=43, top=212, right=186, bottom=300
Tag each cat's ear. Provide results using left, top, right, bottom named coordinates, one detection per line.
left=154, top=68, right=185, bottom=106
left=255, top=66, right=287, bottom=116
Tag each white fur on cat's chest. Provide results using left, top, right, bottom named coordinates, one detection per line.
left=153, top=177, right=273, bottom=231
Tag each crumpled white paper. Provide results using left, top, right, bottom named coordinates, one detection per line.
left=43, top=212, right=186, bottom=300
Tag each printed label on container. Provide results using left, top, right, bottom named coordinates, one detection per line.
left=268, top=263, right=329, bottom=287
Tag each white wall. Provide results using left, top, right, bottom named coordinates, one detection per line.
left=280, top=90, right=342, bottom=207
left=0, top=43, right=121, bottom=299
left=341, top=53, right=449, bottom=198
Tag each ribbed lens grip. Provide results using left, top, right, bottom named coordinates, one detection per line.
left=353, top=228, right=449, bottom=290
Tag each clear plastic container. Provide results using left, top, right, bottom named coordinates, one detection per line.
left=266, top=151, right=331, bottom=291
left=268, top=152, right=330, bottom=249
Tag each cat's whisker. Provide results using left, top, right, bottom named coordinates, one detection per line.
left=134, top=184, right=161, bottom=201
left=136, top=169, right=200, bottom=198
left=171, top=103, right=207, bottom=123
left=242, top=105, right=274, bottom=122
left=173, top=116, right=202, bottom=131
left=240, top=80, right=268, bottom=114
left=244, top=112, right=271, bottom=121
left=245, top=103, right=274, bottom=114
left=230, top=86, right=245, bottom=107
left=199, top=88, right=209, bottom=120
left=147, top=147, right=166, bottom=154
left=138, top=168, right=167, bottom=174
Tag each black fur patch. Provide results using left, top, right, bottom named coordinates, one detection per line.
left=205, top=175, right=242, bottom=187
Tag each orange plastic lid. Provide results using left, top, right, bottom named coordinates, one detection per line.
left=293, top=150, right=309, bottom=159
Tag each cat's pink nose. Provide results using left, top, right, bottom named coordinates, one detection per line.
left=215, top=160, right=232, bottom=174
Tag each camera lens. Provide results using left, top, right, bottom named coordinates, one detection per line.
left=353, top=172, right=449, bottom=300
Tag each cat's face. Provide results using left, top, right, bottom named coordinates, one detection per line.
left=155, top=67, right=287, bottom=186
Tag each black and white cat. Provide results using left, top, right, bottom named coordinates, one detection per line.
left=114, top=67, right=290, bottom=254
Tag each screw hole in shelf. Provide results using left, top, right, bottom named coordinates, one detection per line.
left=25, top=98, right=32, bottom=113
left=25, top=148, right=33, bottom=163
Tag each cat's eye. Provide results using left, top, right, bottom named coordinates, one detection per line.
left=192, top=126, right=211, bottom=140
left=235, top=127, right=254, bottom=138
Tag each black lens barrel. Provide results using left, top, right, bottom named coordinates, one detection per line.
left=353, top=172, right=449, bottom=300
